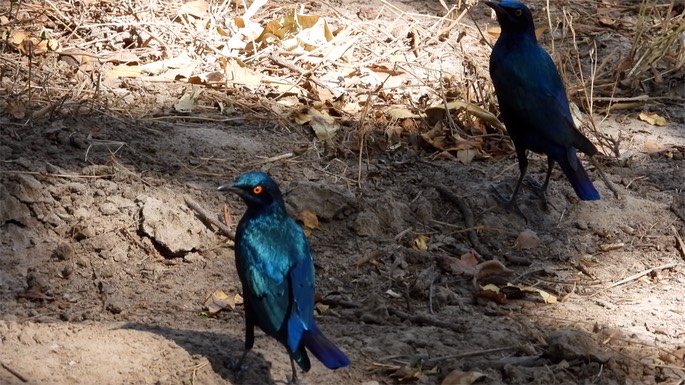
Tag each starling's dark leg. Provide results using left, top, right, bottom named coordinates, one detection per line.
left=491, top=152, right=528, bottom=221
left=525, top=158, right=554, bottom=192
left=288, top=357, right=299, bottom=384
left=541, top=157, right=554, bottom=192
left=233, top=304, right=256, bottom=373
left=524, top=157, right=554, bottom=210
left=492, top=148, right=528, bottom=205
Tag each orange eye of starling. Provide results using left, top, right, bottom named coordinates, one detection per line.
left=252, top=186, right=263, bottom=195
left=514, top=9, right=522, bottom=16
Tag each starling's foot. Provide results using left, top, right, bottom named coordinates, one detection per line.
left=523, top=175, right=543, bottom=190
left=523, top=176, right=548, bottom=210
left=489, top=184, right=513, bottom=205
left=287, top=373, right=303, bottom=385
left=231, top=358, right=248, bottom=382
left=489, top=185, right=528, bottom=222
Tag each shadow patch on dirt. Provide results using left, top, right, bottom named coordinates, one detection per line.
left=120, top=322, right=277, bottom=385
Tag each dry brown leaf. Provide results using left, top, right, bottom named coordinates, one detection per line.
left=203, top=289, right=241, bottom=313
left=6, top=29, right=59, bottom=55
left=314, top=302, right=330, bottom=316
left=140, top=54, right=193, bottom=75
left=475, top=289, right=507, bottom=304
left=4, top=99, right=26, bottom=120
left=644, top=140, right=664, bottom=153
left=412, top=235, right=429, bottom=251
left=366, top=64, right=404, bottom=76
left=424, top=101, right=504, bottom=130
left=173, top=88, right=200, bottom=113
left=325, top=35, right=355, bottom=62
left=8, top=30, right=29, bottom=46
left=389, top=365, right=423, bottom=382
left=178, top=0, right=209, bottom=17
left=436, top=255, right=476, bottom=276
left=639, top=111, right=668, bottom=126
left=474, top=260, right=513, bottom=282
left=436, top=151, right=459, bottom=161
left=107, top=51, right=140, bottom=64
left=225, top=59, right=263, bottom=89
left=295, top=108, right=340, bottom=141
left=296, top=209, right=319, bottom=230
left=459, top=252, right=479, bottom=268
left=514, top=284, right=558, bottom=304
left=387, top=107, right=419, bottom=120
left=441, top=369, right=486, bottom=385
left=187, top=71, right=225, bottom=85
left=456, top=148, right=478, bottom=164
left=106, top=64, right=141, bottom=79
left=295, top=14, right=333, bottom=51
left=257, top=11, right=333, bottom=53
left=514, top=229, right=541, bottom=250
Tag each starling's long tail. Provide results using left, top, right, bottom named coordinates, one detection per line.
left=300, top=325, right=351, bottom=370
left=555, top=148, right=600, bottom=201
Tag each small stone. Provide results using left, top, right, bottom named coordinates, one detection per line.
left=122, top=188, right=137, bottom=200
left=352, top=211, right=381, bottom=237
left=71, top=224, right=95, bottom=240
left=52, top=243, right=75, bottom=260
left=44, top=212, right=64, bottom=227
left=60, top=265, right=74, bottom=278
left=106, top=302, right=123, bottom=314
left=375, top=192, right=410, bottom=233
left=0, top=185, right=31, bottom=225
left=88, top=234, right=117, bottom=252
left=287, top=181, right=357, bottom=220
left=12, top=174, right=44, bottom=203
left=139, top=197, right=215, bottom=255
left=575, top=221, right=589, bottom=230
left=99, top=202, right=119, bottom=215
left=66, top=182, right=87, bottom=194
left=183, top=252, right=204, bottom=263
left=98, top=281, right=115, bottom=295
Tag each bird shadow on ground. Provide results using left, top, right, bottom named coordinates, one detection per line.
left=120, top=322, right=278, bottom=385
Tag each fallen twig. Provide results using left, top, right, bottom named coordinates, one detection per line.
left=268, top=53, right=335, bottom=95
left=426, top=183, right=494, bottom=260
left=1, top=362, right=29, bottom=383
left=605, top=262, right=679, bottom=289
left=426, top=346, right=521, bottom=364
left=589, top=156, right=620, bottom=199
left=184, top=196, right=235, bottom=240
left=355, top=249, right=384, bottom=266
left=387, top=308, right=466, bottom=333
left=672, top=225, right=685, bottom=262
left=0, top=170, right=113, bottom=179
left=320, top=297, right=465, bottom=333
left=252, top=152, right=294, bottom=165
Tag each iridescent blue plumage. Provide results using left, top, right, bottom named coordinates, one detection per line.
left=486, top=0, right=600, bottom=202
left=218, top=172, right=350, bottom=382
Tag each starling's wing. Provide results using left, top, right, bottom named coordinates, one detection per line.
left=491, top=44, right=596, bottom=155
left=285, top=224, right=316, bottom=352
left=238, top=220, right=296, bottom=339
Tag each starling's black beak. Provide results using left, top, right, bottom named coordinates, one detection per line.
left=218, top=183, right=239, bottom=192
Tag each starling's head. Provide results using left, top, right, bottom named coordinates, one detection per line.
left=485, top=1, right=535, bottom=36
left=218, top=171, right=284, bottom=210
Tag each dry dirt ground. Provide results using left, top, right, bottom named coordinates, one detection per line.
left=1, top=0, right=685, bottom=385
